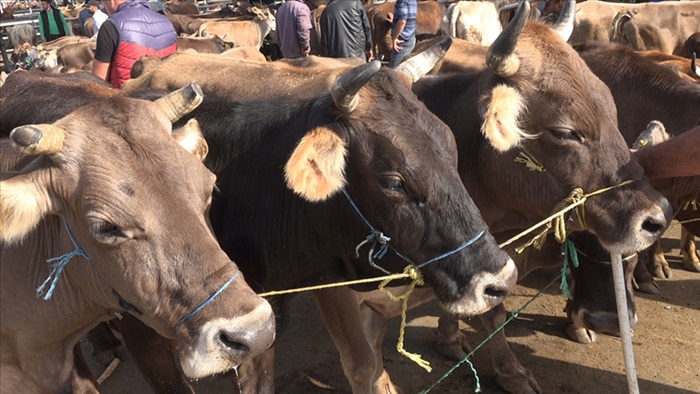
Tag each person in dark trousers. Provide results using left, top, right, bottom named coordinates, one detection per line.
left=319, top=0, right=373, bottom=61
left=276, top=0, right=314, bottom=59
left=38, top=0, right=71, bottom=42
left=92, top=0, right=177, bottom=88
left=388, top=0, right=417, bottom=68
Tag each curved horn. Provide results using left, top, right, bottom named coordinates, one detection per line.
left=486, top=0, right=529, bottom=77
left=396, top=36, right=452, bottom=83
left=331, top=60, right=381, bottom=113
left=9, top=124, right=65, bottom=155
left=551, top=0, right=576, bottom=42
left=155, top=82, right=204, bottom=123
left=692, top=52, right=699, bottom=78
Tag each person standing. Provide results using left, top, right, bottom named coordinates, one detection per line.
left=79, top=2, right=94, bottom=36
left=38, top=0, right=71, bottom=42
left=276, top=0, right=313, bottom=59
left=389, top=0, right=417, bottom=68
left=84, top=0, right=108, bottom=39
left=92, top=0, right=177, bottom=88
left=319, top=0, right=373, bottom=61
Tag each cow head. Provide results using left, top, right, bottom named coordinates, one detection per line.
left=284, top=51, right=517, bottom=317
left=0, top=84, right=274, bottom=379
left=474, top=0, right=671, bottom=254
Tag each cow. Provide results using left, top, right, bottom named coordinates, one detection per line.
left=636, top=50, right=700, bottom=83
left=441, top=0, right=502, bottom=46
left=10, top=40, right=521, bottom=394
left=177, top=35, right=234, bottom=53
left=574, top=41, right=700, bottom=282
left=164, top=0, right=199, bottom=15
left=0, top=80, right=276, bottom=392
left=55, top=40, right=96, bottom=71
left=568, top=1, right=639, bottom=45
left=366, top=0, right=445, bottom=60
left=195, top=5, right=275, bottom=48
left=313, top=2, right=675, bottom=393
left=8, top=23, right=36, bottom=49
left=611, top=1, right=700, bottom=56
left=681, top=32, right=700, bottom=60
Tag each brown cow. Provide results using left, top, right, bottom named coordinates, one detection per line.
left=164, top=0, right=199, bottom=15
left=0, top=80, right=276, bottom=392
left=177, top=35, right=234, bottom=53
left=611, top=1, right=700, bottom=56
left=637, top=50, right=700, bottom=83
left=681, top=32, right=700, bottom=59
left=568, top=1, right=639, bottom=45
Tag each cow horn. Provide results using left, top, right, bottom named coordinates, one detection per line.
left=692, top=53, right=699, bottom=78
left=551, top=0, right=575, bottom=42
left=486, top=0, right=529, bottom=77
left=9, top=124, right=65, bottom=155
left=155, top=82, right=204, bottom=123
left=396, top=36, right=452, bottom=83
left=331, top=60, right=381, bottom=113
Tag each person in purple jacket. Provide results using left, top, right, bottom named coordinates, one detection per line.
left=276, top=0, right=314, bottom=59
left=92, top=0, right=177, bottom=88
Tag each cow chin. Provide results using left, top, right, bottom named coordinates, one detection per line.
left=440, top=258, right=518, bottom=317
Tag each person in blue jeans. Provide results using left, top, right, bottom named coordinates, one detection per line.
left=389, top=0, right=417, bottom=68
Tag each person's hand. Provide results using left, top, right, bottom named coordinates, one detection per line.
left=365, top=50, right=374, bottom=62
left=393, top=38, right=403, bottom=52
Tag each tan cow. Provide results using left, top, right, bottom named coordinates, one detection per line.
left=611, top=1, right=700, bottom=55
left=196, top=5, right=275, bottom=48
left=568, top=1, right=640, bottom=45
left=0, top=81, right=275, bottom=392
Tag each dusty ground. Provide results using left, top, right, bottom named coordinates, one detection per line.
left=93, top=224, right=699, bottom=394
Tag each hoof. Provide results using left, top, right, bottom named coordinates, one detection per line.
left=565, top=324, right=597, bottom=344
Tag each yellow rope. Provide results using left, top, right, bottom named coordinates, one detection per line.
left=514, top=150, right=546, bottom=172
left=682, top=200, right=698, bottom=211
left=378, top=266, right=432, bottom=372
left=257, top=272, right=410, bottom=297
left=502, top=180, right=635, bottom=252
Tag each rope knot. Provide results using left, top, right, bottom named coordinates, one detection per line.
left=355, top=231, right=392, bottom=274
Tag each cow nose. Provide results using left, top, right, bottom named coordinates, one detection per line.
left=216, top=312, right=275, bottom=360
left=483, top=258, right=518, bottom=307
left=641, top=198, right=672, bottom=238
left=484, top=284, right=509, bottom=305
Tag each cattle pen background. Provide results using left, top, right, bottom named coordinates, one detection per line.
left=88, top=225, right=699, bottom=394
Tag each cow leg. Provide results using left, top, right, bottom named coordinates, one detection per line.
left=479, top=304, right=541, bottom=394
left=434, top=312, right=472, bottom=360
left=646, top=240, right=672, bottom=279
left=312, top=287, right=401, bottom=394
left=71, top=344, right=101, bottom=394
left=111, top=315, right=195, bottom=394
left=633, top=250, right=661, bottom=294
left=86, top=321, right=122, bottom=366
left=680, top=228, right=700, bottom=272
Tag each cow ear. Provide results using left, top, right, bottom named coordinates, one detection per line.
left=285, top=127, right=347, bottom=202
left=1, top=169, right=55, bottom=244
left=172, top=119, right=208, bottom=161
left=480, top=84, right=531, bottom=152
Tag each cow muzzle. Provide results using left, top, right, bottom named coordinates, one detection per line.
left=442, top=258, right=518, bottom=317
left=179, top=301, right=275, bottom=379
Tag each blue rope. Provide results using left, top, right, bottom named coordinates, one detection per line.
left=36, top=220, right=92, bottom=301
left=560, top=238, right=580, bottom=300
left=176, top=270, right=239, bottom=331
left=341, top=188, right=485, bottom=271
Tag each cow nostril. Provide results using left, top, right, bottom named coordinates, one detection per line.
left=484, top=285, right=507, bottom=301
left=641, top=217, right=665, bottom=236
left=218, top=331, right=249, bottom=354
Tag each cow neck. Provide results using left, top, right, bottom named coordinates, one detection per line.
left=341, top=189, right=485, bottom=274
left=36, top=219, right=92, bottom=301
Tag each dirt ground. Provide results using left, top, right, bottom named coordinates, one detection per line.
left=92, top=223, right=699, bottom=394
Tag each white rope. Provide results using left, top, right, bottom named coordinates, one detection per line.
left=611, top=253, right=640, bottom=394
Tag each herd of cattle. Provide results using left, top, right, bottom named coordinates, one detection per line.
left=1, top=0, right=699, bottom=393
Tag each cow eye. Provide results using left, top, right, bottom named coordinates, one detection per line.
left=550, top=127, right=584, bottom=143
left=379, top=175, right=405, bottom=193
left=89, top=219, right=128, bottom=244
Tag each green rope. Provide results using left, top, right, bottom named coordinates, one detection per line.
left=419, top=273, right=562, bottom=393
left=560, top=238, right=579, bottom=300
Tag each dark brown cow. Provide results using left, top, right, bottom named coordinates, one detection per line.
left=575, top=41, right=700, bottom=281
left=681, top=32, right=700, bottom=59
left=366, top=0, right=445, bottom=60
left=0, top=80, right=275, bottom=392
left=316, top=2, right=673, bottom=393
